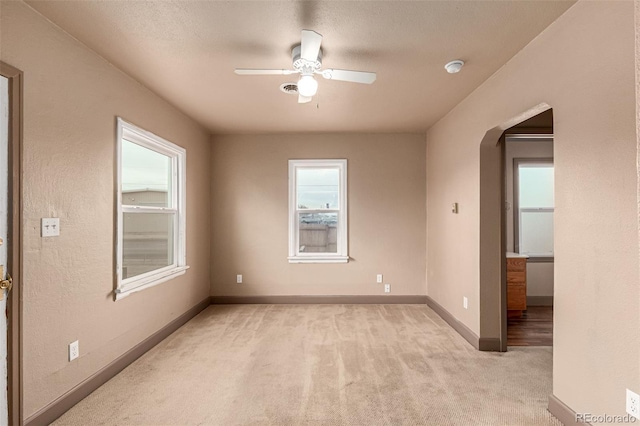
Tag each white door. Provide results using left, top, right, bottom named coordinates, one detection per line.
left=0, top=75, right=9, bottom=426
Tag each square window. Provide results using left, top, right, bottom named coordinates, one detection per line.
left=288, top=159, right=348, bottom=263
left=116, top=118, right=187, bottom=299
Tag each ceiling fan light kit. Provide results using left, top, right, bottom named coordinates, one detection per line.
left=235, top=30, right=376, bottom=103
left=297, top=75, right=318, bottom=97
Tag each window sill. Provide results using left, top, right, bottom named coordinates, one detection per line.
left=288, top=256, right=349, bottom=264
left=115, top=265, right=190, bottom=300
left=525, top=256, right=554, bottom=263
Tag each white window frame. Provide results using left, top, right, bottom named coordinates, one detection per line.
left=288, top=159, right=348, bottom=263
left=115, top=118, right=188, bottom=300
left=514, top=158, right=554, bottom=262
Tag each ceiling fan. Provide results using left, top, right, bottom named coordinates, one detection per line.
left=234, top=30, right=377, bottom=104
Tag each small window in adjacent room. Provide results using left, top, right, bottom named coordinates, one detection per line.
left=115, top=118, right=188, bottom=299
left=288, top=159, right=348, bottom=263
left=515, top=159, right=554, bottom=259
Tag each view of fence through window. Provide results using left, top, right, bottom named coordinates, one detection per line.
left=297, top=167, right=339, bottom=253
left=121, top=139, right=174, bottom=279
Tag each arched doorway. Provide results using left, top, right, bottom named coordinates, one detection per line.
left=478, top=103, right=553, bottom=352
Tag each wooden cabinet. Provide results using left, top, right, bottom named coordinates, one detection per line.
left=507, top=257, right=527, bottom=317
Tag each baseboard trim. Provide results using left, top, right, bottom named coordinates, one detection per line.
left=426, top=296, right=476, bottom=350
left=210, top=295, right=428, bottom=304
left=24, top=297, right=211, bottom=426
left=548, top=394, right=589, bottom=425
left=425, top=296, right=501, bottom=351
left=527, top=296, right=554, bottom=306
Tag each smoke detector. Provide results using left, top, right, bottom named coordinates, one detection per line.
left=279, top=82, right=299, bottom=95
left=444, top=60, right=464, bottom=74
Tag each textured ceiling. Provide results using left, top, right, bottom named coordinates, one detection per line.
left=26, top=0, right=575, bottom=134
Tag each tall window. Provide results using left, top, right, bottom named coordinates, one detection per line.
left=116, top=118, right=187, bottom=299
left=515, top=159, right=554, bottom=259
left=288, top=159, right=348, bottom=263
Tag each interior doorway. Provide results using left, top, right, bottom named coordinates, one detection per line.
left=503, top=110, right=554, bottom=347
left=478, top=103, right=554, bottom=352
left=1, top=61, right=23, bottom=426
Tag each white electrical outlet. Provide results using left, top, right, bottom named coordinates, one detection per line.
left=627, top=389, right=640, bottom=419
left=69, top=340, right=79, bottom=362
left=236, top=274, right=242, bottom=284
left=376, top=274, right=383, bottom=283
left=41, top=218, right=60, bottom=237
left=463, top=297, right=468, bottom=309
left=384, top=284, right=390, bottom=293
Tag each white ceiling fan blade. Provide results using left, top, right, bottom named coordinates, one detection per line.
left=300, top=30, right=322, bottom=61
left=298, top=94, right=312, bottom=104
left=321, top=69, right=376, bottom=84
left=234, top=69, right=298, bottom=75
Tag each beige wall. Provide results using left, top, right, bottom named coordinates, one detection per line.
left=0, top=2, right=211, bottom=419
left=525, top=264, right=554, bottom=298
left=427, top=0, right=638, bottom=417
left=210, top=134, right=426, bottom=296
left=636, top=0, right=640, bottom=406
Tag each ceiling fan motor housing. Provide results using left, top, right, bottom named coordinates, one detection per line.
left=292, top=44, right=322, bottom=73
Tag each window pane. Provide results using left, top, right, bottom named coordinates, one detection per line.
left=519, top=165, right=554, bottom=208
left=123, top=212, right=174, bottom=279
left=297, top=168, right=339, bottom=209
left=122, top=139, right=172, bottom=207
left=299, top=212, right=338, bottom=253
left=520, top=211, right=553, bottom=255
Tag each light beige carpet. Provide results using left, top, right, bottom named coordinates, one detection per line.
left=53, top=304, right=559, bottom=426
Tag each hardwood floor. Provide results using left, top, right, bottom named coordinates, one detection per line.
left=508, top=306, right=553, bottom=346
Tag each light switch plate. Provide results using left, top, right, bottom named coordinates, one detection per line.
left=42, top=218, right=60, bottom=237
